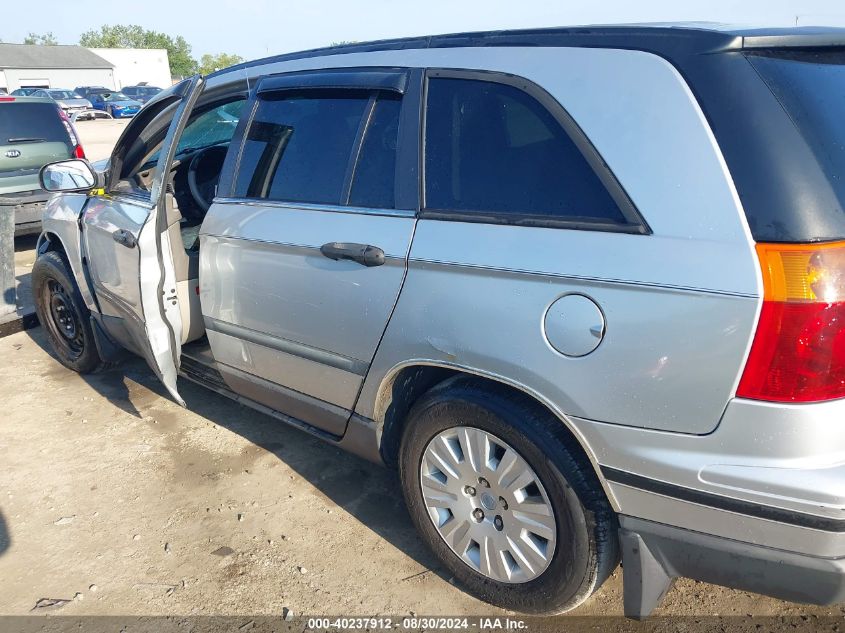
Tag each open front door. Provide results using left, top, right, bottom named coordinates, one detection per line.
left=81, top=76, right=204, bottom=405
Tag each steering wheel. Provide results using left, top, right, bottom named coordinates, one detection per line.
left=187, top=145, right=229, bottom=213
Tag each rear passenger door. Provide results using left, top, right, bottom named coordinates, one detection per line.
left=200, top=68, right=420, bottom=436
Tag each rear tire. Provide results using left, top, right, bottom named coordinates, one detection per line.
left=32, top=251, right=105, bottom=374
left=399, top=377, right=619, bottom=614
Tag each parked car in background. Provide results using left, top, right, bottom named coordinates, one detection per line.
left=122, top=84, right=163, bottom=104
left=0, top=95, right=84, bottom=235
left=11, top=87, right=42, bottom=96
left=32, top=24, right=845, bottom=618
left=0, top=88, right=8, bottom=95
left=25, top=89, right=92, bottom=120
left=88, top=91, right=142, bottom=118
left=74, top=86, right=110, bottom=100
left=70, top=109, right=113, bottom=122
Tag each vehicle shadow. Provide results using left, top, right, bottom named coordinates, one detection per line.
left=176, top=369, right=450, bottom=583
left=14, top=234, right=38, bottom=312
left=27, top=326, right=150, bottom=418
left=0, top=509, right=9, bottom=558
left=24, top=327, right=447, bottom=581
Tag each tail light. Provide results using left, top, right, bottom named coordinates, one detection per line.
left=737, top=241, right=845, bottom=402
left=56, top=105, right=85, bottom=159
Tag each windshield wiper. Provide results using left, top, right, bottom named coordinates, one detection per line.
left=6, top=137, right=46, bottom=143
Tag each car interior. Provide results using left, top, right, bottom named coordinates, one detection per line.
left=113, top=96, right=247, bottom=346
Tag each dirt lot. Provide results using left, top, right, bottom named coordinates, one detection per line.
left=0, top=327, right=843, bottom=620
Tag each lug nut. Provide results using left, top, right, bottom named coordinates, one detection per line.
left=478, top=477, right=490, bottom=488
left=472, top=508, right=485, bottom=522
left=494, top=515, right=504, bottom=531
left=464, top=485, right=476, bottom=496
left=498, top=496, right=509, bottom=510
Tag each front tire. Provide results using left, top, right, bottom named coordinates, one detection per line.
left=399, top=378, right=619, bottom=614
left=32, top=251, right=105, bottom=373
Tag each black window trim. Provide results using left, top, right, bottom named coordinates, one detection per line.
left=222, top=96, right=260, bottom=198
left=341, top=93, right=378, bottom=205
left=420, top=68, right=650, bottom=234
left=225, top=66, right=422, bottom=214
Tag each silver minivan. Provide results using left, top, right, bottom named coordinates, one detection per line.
left=32, top=24, right=845, bottom=616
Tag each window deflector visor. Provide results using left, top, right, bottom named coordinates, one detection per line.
left=256, top=68, right=408, bottom=96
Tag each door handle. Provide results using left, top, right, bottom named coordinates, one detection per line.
left=320, top=242, right=385, bottom=267
left=112, top=229, right=137, bottom=249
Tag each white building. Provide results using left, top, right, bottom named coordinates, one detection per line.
left=0, top=44, right=115, bottom=92
left=89, top=48, right=171, bottom=90
left=0, top=44, right=172, bottom=94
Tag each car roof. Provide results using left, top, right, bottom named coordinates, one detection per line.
left=210, top=23, right=845, bottom=78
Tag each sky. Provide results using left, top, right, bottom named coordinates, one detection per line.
left=3, top=0, right=845, bottom=60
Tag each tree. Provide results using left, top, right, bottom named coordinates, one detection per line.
left=24, top=32, right=58, bottom=45
left=79, top=25, right=197, bottom=77
left=198, top=53, right=245, bottom=75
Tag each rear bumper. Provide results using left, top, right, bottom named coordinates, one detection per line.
left=572, top=397, right=845, bottom=614
left=573, top=397, right=845, bottom=556
left=621, top=515, right=845, bottom=617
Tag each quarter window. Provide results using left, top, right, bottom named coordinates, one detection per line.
left=424, top=77, right=627, bottom=224
left=349, top=95, right=401, bottom=209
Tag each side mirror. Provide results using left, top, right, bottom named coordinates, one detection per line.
left=39, top=159, right=98, bottom=193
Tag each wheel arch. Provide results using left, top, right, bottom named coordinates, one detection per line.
left=372, top=360, right=620, bottom=512
left=37, top=232, right=78, bottom=285
left=37, top=224, right=97, bottom=312
left=37, top=230, right=69, bottom=261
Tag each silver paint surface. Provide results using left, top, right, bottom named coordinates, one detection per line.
left=200, top=203, right=414, bottom=409
left=47, top=45, right=845, bottom=566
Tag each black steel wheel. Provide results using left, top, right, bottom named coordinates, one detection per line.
left=32, top=251, right=105, bottom=373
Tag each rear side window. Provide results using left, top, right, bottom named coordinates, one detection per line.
left=0, top=102, right=70, bottom=148
left=748, top=50, right=845, bottom=203
left=233, top=90, right=401, bottom=208
left=424, top=77, right=628, bottom=225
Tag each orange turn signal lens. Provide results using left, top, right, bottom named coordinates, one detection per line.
left=756, top=241, right=845, bottom=303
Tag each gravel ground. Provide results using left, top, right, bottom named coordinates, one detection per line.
left=0, top=328, right=843, bottom=620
